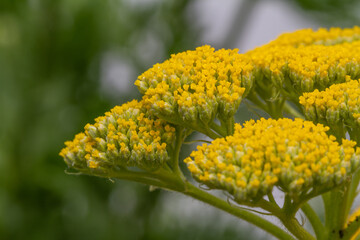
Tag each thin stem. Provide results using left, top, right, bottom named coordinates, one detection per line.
left=256, top=198, right=316, bottom=240
left=204, top=128, right=222, bottom=139
left=301, top=202, right=325, bottom=240
left=247, top=91, right=268, bottom=112
left=342, top=217, right=360, bottom=240
left=338, top=180, right=354, bottom=230
left=280, top=216, right=316, bottom=240
left=183, top=182, right=295, bottom=240
left=328, top=123, right=346, bottom=143
left=283, top=102, right=305, bottom=119
left=171, top=127, right=186, bottom=180
left=156, top=112, right=221, bottom=139
left=344, top=170, right=360, bottom=226
left=267, top=192, right=276, bottom=204
left=209, top=121, right=227, bottom=137
left=104, top=168, right=185, bottom=192
left=322, top=190, right=344, bottom=239
left=226, top=116, right=235, bottom=135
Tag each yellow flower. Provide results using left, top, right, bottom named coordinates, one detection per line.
left=185, top=118, right=360, bottom=203
left=299, top=77, right=360, bottom=127
left=59, top=100, right=176, bottom=173
left=135, top=45, right=254, bottom=130
left=246, top=26, right=360, bottom=98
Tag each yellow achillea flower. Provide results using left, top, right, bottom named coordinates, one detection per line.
left=299, top=77, right=360, bottom=127
left=185, top=118, right=360, bottom=203
left=247, top=27, right=360, bottom=97
left=265, top=27, right=360, bottom=47
left=59, top=100, right=176, bottom=173
left=135, top=45, right=254, bottom=130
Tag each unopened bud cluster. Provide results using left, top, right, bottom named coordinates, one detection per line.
left=135, top=45, right=254, bottom=126
left=185, top=118, right=360, bottom=202
left=59, top=100, right=176, bottom=173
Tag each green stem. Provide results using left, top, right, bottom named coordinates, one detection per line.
left=105, top=169, right=185, bottom=192
left=283, top=102, right=305, bottom=119
left=338, top=180, right=354, bottom=231
left=209, top=121, right=227, bottom=137
left=183, top=182, right=295, bottom=240
left=247, top=91, right=268, bottom=111
left=301, top=202, right=325, bottom=240
left=345, top=170, right=360, bottom=225
left=323, top=190, right=344, bottom=240
left=171, top=127, right=186, bottom=180
left=342, top=216, right=360, bottom=240
left=256, top=198, right=316, bottom=240
left=267, top=192, right=276, bottom=204
left=281, top=217, right=315, bottom=240
left=156, top=112, right=221, bottom=139
left=226, top=116, right=235, bottom=135
left=328, top=123, right=346, bottom=143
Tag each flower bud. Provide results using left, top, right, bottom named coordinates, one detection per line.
left=60, top=100, right=177, bottom=174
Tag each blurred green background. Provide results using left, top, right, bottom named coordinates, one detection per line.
left=0, top=0, right=359, bottom=239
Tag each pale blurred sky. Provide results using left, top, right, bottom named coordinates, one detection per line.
left=193, top=0, right=320, bottom=52
left=102, top=0, right=322, bottom=97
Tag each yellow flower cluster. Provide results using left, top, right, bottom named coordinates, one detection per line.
left=246, top=27, right=360, bottom=96
left=299, top=77, right=360, bottom=126
left=59, top=100, right=176, bottom=173
left=266, top=27, right=360, bottom=47
left=135, top=45, right=254, bottom=127
left=185, top=118, right=360, bottom=202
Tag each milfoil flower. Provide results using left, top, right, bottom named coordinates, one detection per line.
left=59, top=100, right=176, bottom=174
left=246, top=27, right=360, bottom=99
left=299, top=77, right=360, bottom=143
left=135, top=45, right=254, bottom=135
left=185, top=118, right=360, bottom=203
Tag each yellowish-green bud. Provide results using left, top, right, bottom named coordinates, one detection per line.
left=59, top=100, right=176, bottom=174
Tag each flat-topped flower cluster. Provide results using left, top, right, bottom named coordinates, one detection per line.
left=300, top=77, right=360, bottom=125
left=185, top=118, right=360, bottom=202
left=135, top=45, right=254, bottom=131
left=247, top=27, right=360, bottom=98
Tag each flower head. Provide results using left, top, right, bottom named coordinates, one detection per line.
left=185, top=118, right=360, bottom=203
left=299, top=77, right=360, bottom=127
left=247, top=27, right=360, bottom=97
left=266, top=27, right=360, bottom=47
left=59, top=100, right=176, bottom=174
left=135, top=45, right=254, bottom=129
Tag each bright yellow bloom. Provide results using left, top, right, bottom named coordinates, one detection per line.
left=299, top=77, right=360, bottom=126
left=264, top=27, right=360, bottom=47
left=59, top=100, right=176, bottom=173
left=135, top=45, right=254, bottom=129
left=185, top=118, right=360, bottom=202
left=246, top=27, right=360, bottom=97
